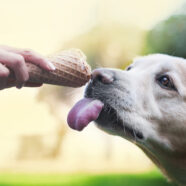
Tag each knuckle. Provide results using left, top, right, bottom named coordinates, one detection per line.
left=18, top=74, right=29, bottom=83
left=19, top=71, right=29, bottom=83
left=14, top=56, right=24, bottom=67
left=23, top=74, right=29, bottom=82
left=0, top=69, right=9, bottom=77
left=23, top=49, right=33, bottom=56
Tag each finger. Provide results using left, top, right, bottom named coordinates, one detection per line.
left=0, top=50, right=29, bottom=88
left=0, top=46, right=55, bottom=71
left=13, top=49, right=55, bottom=71
left=0, top=63, right=10, bottom=90
left=8, top=79, right=25, bottom=89
left=0, top=63, right=10, bottom=77
left=22, top=50, right=55, bottom=71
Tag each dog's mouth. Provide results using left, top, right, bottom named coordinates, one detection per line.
left=95, top=104, right=144, bottom=140
left=67, top=97, right=143, bottom=140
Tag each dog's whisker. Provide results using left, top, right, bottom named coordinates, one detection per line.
left=123, top=124, right=126, bottom=135
left=108, top=107, right=112, bottom=115
left=116, top=111, right=119, bottom=125
left=132, top=129, right=137, bottom=143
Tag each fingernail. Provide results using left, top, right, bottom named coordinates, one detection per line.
left=16, top=82, right=25, bottom=89
left=47, top=61, right=56, bottom=70
left=16, top=84, right=23, bottom=89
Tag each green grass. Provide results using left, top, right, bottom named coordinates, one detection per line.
left=0, top=171, right=177, bottom=186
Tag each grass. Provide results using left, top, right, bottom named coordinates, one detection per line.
left=0, top=171, right=177, bottom=186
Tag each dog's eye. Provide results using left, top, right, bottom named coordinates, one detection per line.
left=126, top=66, right=132, bottom=71
left=156, top=75, right=177, bottom=91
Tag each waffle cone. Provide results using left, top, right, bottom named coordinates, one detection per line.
left=11, top=49, right=91, bottom=87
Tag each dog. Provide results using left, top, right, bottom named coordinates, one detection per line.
left=67, top=54, right=186, bottom=186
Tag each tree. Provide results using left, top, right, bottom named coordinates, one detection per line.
left=144, top=14, right=186, bottom=58
left=63, top=23, right=145, bottom=69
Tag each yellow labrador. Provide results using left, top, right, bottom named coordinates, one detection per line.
left=68, top=54, right=186, bottom=186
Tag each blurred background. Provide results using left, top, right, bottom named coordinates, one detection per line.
left=0, top=0, right=185, bottom=185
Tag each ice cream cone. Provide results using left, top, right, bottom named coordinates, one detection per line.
left=10, top=49, right=91, bottom=87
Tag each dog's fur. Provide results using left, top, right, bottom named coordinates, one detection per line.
left=85, top=54, right=186, bottom=186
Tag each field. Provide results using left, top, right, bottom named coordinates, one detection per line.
left=0, top=171, right=177, bottom=186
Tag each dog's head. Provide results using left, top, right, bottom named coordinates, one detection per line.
left=68, top=54, right=186, bottom=184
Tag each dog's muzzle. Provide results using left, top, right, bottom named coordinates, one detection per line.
left=67, top=68, right=143, bottom=140
left=91, top=68, right=114, bottom=84
left=67, top=68, right=113, bottom=131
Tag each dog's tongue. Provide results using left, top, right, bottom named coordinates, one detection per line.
left=67, top=98, right=104, bottom=131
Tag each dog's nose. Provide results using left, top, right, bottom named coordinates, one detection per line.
left=91, top=69, right=114, bottom=84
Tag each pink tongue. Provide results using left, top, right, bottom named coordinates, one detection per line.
left=67, top=98, right=104, bottom=131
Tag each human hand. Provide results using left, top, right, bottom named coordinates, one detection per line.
left=0, top=45, right=55, bottom=90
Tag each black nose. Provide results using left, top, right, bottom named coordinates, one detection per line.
left=91, top=69, right=114, bottom=84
